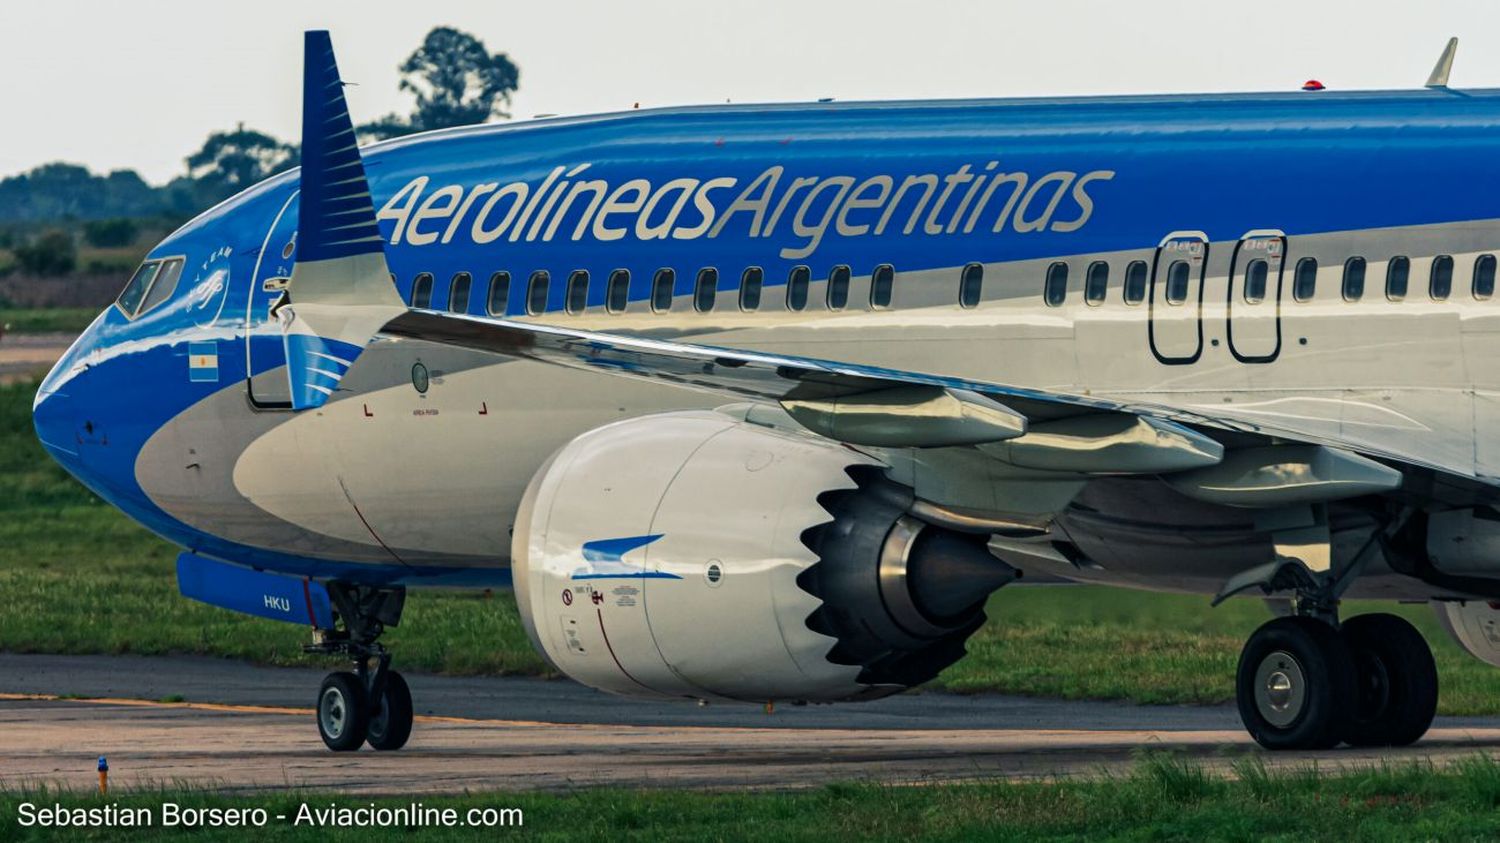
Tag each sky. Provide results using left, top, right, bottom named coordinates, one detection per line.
left=3, top=0, right=1500, bottom=184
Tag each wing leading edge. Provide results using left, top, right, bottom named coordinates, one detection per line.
left=380, top=309, right=1232, bottom=457
left=379, top=308, right=1485, bottom=505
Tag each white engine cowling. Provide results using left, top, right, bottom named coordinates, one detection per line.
left=1432, top=599, right=1500, bottom=668
left=511, top=409, right=1013, bottom=703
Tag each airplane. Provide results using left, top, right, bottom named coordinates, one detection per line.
left=31, top=30, right=1500, bottom=753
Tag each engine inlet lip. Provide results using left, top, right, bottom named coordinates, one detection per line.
left=876, top=515, right=973, bottom=640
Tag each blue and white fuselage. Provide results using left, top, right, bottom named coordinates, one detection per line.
left=35, top=86, right=1500, bottom=588
left=30, top=34, right=1500, bottom=753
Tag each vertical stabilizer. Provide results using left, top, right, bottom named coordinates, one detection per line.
left=281, top=30, right=405, bottom=410
left=1426, top=37, right=1458, bottom=88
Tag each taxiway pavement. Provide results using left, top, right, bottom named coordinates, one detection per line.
left=0, top=332, right=70, bottom=384
left=3, top=654, right=1500, bottom=793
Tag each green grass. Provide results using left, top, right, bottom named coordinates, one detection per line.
left=0, top=307, right=98, bottom=333
left=7, top=378, right=1500, bottom=713
left=77, top=244, right=146, bottom=275
left=7, top=755, right=1500, bottom=840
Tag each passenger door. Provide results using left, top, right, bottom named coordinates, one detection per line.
left=1225, top=230, right=1286, bottom=363
left=244, top=191, right=298, bottom=408
left=1148, top=232, right=1209, bottom=364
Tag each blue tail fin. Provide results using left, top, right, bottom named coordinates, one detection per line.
left=281, top=30, right=405, bottom=410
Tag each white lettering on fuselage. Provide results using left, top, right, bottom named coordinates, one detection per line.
left=376, top=162, right=1115, bottom=260
left=264, top=594, right=291, bottom=613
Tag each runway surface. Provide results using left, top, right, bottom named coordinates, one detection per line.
left=0, top=332, right=69, bottom=384
left=4, top=654, right=1500, bottom=794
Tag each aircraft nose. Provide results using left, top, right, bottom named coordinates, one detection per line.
left=33, top=337, right=89, bottom=456
left=32, top=381, right=75, bottom=455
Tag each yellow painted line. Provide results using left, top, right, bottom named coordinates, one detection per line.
left=0, top=693, right=561, bottom=726
left=0, top=692, right=1174, bottom=735
left=0, top=692, right=311, bottom=717
left=8, top=694, right=1499, bottom=743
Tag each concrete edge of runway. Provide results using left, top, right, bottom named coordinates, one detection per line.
left=5, top=653, right=1500, bottom=794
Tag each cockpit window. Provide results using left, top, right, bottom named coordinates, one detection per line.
left=115, top=261, right=161, bottom=317
left=137, top=258, right=183, bottom=314
left=115, top=256, right=188, bottom=319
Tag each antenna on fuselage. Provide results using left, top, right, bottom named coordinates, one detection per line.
left=1426, top=36, right=1458, bottom=88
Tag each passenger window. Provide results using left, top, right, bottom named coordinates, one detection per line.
left=1386, top=256, right=1410, bottom=301
left=487, top=271, right=511, bottom=316
left=1164, top=261, right=1189, bottom=305
left=448, top=272, right=472, bottom=313
left=566, top=270, right=589, bottom=315
left=1044, top=262, right=1069, bottom=307
left=1342, top=257, right=1366, bottom=302
left=1431, top=255, right=1454, bottom=301
left=787, top=265, right=811, bottom=311
left=1243, top=259, right=1269, bottom=304
left=870, top=264, right=895, bottom=309
left=652, top=268, right=675, bottom=313
left=1292, top=258, right=1317, bottom=302
left=526, top=270, right=549, bottom=316
left=606, top=269, right=630, bottom=314
left=1084, top=261, right=1108, bottom=306
left=695, top=268, right=719, bottom=312
left=740, top=267, right=763, bottom=311
left=1476, top=254, right=1497, bottom=300
left=826, top=265, right=851, bottom=310
left=137, top=258, right=183, bottom=315
left=410, top=273, right=435, bottom=309
left=960, top=262, right=983, bottom=308
left=1123, top=260, right=1147, bottom=305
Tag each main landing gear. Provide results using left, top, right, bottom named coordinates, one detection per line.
left=308, top=583, right=413, bottom=752
left=1221, top=509, right=1438, bottom=750
left=1237, top=612, right=1437, bottom=750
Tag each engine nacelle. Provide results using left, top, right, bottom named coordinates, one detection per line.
left=1432, top=599, right=1500, bottom=668
left=511, top=410, right=1014, bottom=703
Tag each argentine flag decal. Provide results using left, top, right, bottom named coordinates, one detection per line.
left=188, top=342, right=219, bottom=383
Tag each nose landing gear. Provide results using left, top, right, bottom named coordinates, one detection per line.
left=316, top=672, right=369, bottom=751
left=308, top=583, right=414, bottom=752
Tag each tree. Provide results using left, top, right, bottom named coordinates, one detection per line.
left=13, top=229, right=77, bottom=276
left=186, top=124, right=300, bottom=204
left=360, top=27, right=520, bottom=141
left=82, top=217, right=140, bottom=249
left=0, top=164, right=169, bottom=223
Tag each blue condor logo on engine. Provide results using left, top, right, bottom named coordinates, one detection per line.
left=570, top=534, right=682, bottom=580
left=377, top=162, right=1115, bottom=260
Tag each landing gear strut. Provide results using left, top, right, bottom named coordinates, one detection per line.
left=1224, top=510, right=1438, bottom=750
left=307, top=583, right=412, bottom=752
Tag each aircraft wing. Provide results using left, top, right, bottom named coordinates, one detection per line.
left=383, top=309, right=1177, bottom=444
left=383, top=309, right=1122, bottom=440
left=378, top=308, right=1459, bottom=497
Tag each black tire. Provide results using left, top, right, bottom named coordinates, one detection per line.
left=1342, top=613, right=1438, bottom=747
left=317, top=672, right=368, bottom=752
left=1236, top=616, right=1356, bottom=750
left=366, top=670, right=414, bottom=751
